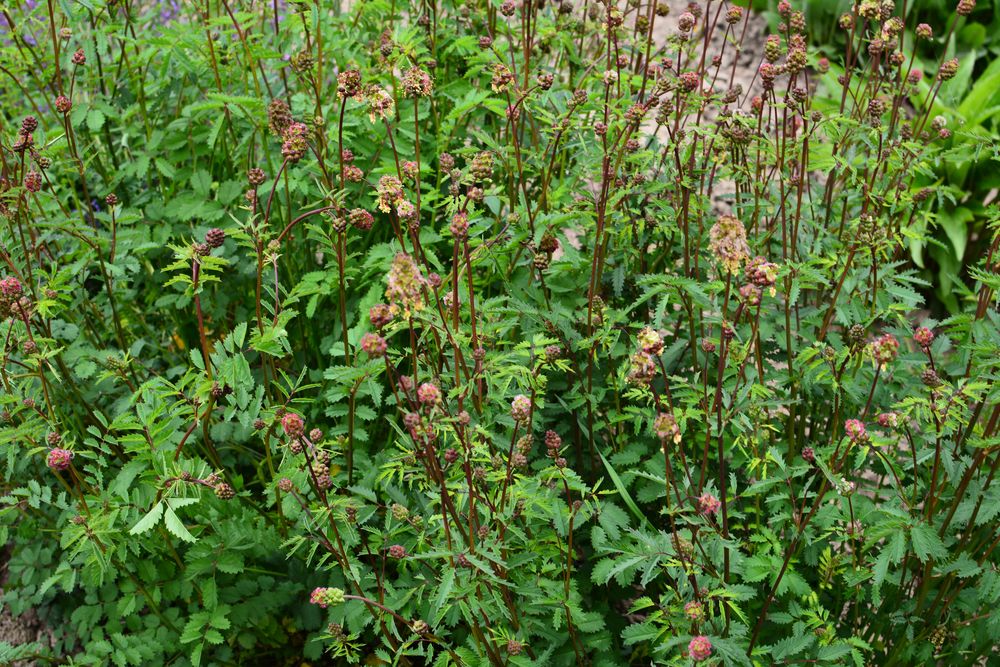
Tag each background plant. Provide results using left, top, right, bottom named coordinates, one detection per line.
left=800, top=0, right=1000, bottom=312
left=0, top=0, right=998, bottom=665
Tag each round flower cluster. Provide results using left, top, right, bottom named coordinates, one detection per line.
left=938, top=58, right=959, bottom=82
left=396, top=200, right=417, bottom=227
left=416, top=382, right=441, bottom=406
left=678, top=71, right=700, bottom=93
left=637, top=327, right=663, bottom=354
left=877, top=412, right=899, bottom=429
left=913, top=327, right=934, bottom=350
left=745, top=256, right=778, bottom=292
left=282, top=412, right=305, bottom=438
left=214, top=482, right=235, bottom=500
left=344, top=164, right=364, bottom=182
left=376, top=175, right=405, bottom=213
left=365, top=85, right=395, bottom=122
left=47, top=448, right=73, bottom=471
left=360, top=332, right=387, bottom=358
left=688, top=635, right=712, bottom=661
left=544, top=430, right=562, bottom=457
left=510, top=394, right=532, bottom=423
left=870, top=333, right=899, bottom=368
left=0, top=276, right=23, bottom=301
left=337, top=69, right=362, bottom=98
left=764, top=35, right=782, bottom=63
left=491, top=64, right=514, bottom=92
left=844, top=419, right=867, bottom=443
left=280, top=122, right=309, bottom=162
left=369, top=303, right=393, bottom=329
left=349, top=208, right=373, bottom=231
left=401, top=67, right=433, bottom=97
left=401, top=161, right=419, bottom=181
left=654, top=412, right=682, bottom=444
left=684, top=600, right=705, bottom=621
left=628, top=347, right=657, bottom=385
left=470, top=151, right=494, bottom=182
left=698, top=493, right=721, bottom=516
left=205, top=228, right=225, bottom=249
left=267, top=99, right=292, bottom=136
left=0, top=283, right=30, bottom=320
left=309, top=587, right=345, bottom=608
left=449, top=212, right=469, bottom=238
left=24, top=171, right=41, bottom=193
left=759, top=63, right=779, bottom=90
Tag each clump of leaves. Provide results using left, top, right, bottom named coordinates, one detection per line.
left=0, top=0, right=998, bottom=665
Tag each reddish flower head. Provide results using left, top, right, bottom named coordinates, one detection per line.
left=47, top=448, right=73, bottom=471
left=877, top=412, right=899, bottom=429
left=638, top=327, right=664, bottom=355
left=416, top=382, right=441, bottom=406
left=309, top=587, right=345, bottom=608
left=654, top=412, right=681, bottom=444
left=449, top=212, right=469, bottom=238
left=360, top=332, right=388, bottom=358
left=23, top=171, right=41, bottom=193
left=913, top=327, right=934, bottom=349
left=0, top=277, right=23, bottom=299
left=510, top=394, right=532, bottom=423
left=698, top=493, right=721, bottom=516
left=870, top=333, right=899, bottom=367
left=282, top=412, right=305, bottom=438
left=369, top=303, right=393, bottom=329
left=688, top=635, right=712, bottom=661
left=684, top=601, right=705, bottom=621
left=280, top=122, right=309, bottom=162
left=845, top=419, right=867, bottom=442
left=348, top=208, right=374, bottom=231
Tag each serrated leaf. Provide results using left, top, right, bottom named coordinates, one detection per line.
left=431, top=567, right=455, bottom=624
left=597, top=502, right=629, bottom=542
left=202, top=578, right=218, bottom=609
left=87, top=108, right=106, bottom=132
left=166, top=497, right=199, bottom=510
left=216, top=551, right=244, bottom=574
left=129, top=501, right=163, bottom=535
left=117, top=593, right=138, bottom=618
left=770, top=633, right=814, bottom=660
left=910, top=523, right=947, bottom=562
left=189, top=642, right=203, bottom=667
left=163, top=507, right=196, bottom=542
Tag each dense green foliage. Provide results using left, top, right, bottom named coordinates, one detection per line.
left=801, top=0, right=1000, bottom=312
left=1, top=0, right=999, bottom=665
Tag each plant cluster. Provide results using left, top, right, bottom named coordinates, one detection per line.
left=803, top=0, right=1000, bottom=312
left=0, top=0, right=999, bottom=665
